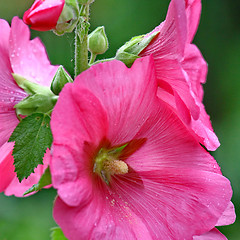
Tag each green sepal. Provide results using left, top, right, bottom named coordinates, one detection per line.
left=14, top=93, right=58, bottom=116
left=50, top=227, right=68, bottom=240
left=115, top=52, right=140, bottom=68
left=23, top=166, right=52, bottom=196
left=12, top=73, right=58, bottom=116
left=12, top=74, right=51, bottom=95
left=8, top=113, right=53, bottom=182
left=115, top=31, right=159, bottom=67
left=54, top=0, right=80, bottom=35
left=51, top=66, right=73, bottom=95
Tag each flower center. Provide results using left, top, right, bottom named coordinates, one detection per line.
left=93, top=147, right=128, bottom=184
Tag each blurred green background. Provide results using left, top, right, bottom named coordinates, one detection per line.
left=0, top=0, right=239, bottom=239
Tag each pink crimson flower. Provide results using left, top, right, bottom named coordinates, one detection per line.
left=23, top=0, right=65, bottom=31
left=0, top=17, right=57, bottom=196
left=140, top=0, right=219, bottom=151
left=50, top=57, right=234, bottom=239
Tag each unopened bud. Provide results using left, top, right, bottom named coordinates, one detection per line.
left=51, top=66, right=73, bottom=95
left=88, top=26, right=108, bottom=55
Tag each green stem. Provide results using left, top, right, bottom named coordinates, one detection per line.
left=89, top=52, right=97, bottom=65
left=74, top=5, right=90, bottom=78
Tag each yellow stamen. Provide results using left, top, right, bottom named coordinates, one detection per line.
left=103, top=159, right=128, bottom=175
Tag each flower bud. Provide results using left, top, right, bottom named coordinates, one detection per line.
left=23, top=0, right=65, bottom=31
left=51, top=66, right=73, bottom=95
left=88, top=26, right=108, bottom=55
left=54, top=0, right=80, bottom=35
left=77, top=0, right=95, bottom=5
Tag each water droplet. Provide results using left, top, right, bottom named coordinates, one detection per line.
left=10, top=97, right=15, bottom=103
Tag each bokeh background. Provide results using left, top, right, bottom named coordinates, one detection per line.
left=0, top=0, right=239, bottom=239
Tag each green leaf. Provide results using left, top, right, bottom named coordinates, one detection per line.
left=8, top=113, right=53, bottom=182
left=23, top=166, right=52, bottom=196
left=50, top=227, right=68, bottom=240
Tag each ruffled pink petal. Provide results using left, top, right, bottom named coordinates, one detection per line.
left=142, top=0, right=187, bottom=58
left=125, top=98, right=221, bottom=175
left=74, top=56, right=157, bottom=146
left=216, top=201, right=236, bottom=226
left=185, top=0, right=202, bottom=43
left=191, top=103, right=220, bottom=151
left=0, top=19, right=26, bottom=146
left=50, top=87, right=108, bottom=206
left=181, top=44, right=220, bottom=150
left=0, top=112, right=20, bottom=147
left=9, top=17, right=58, bottom=86
left=0, top=142, right=15, bottom=192
left=53, top=194, right=153, bottom=240
left=4, top=149, right=51, bottom=197
left=140, top=0, right=200, bottom=123
left=54, top=165, right=231, bottom=239
left=193, top=228, right=227, bottom=240
left=111, top=170, right=232, bottom=239
left=182, top=44, right=207, bottom=103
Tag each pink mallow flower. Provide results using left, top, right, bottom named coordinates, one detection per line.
left=140, top=0, right=219, bottom=151
left=0, top=17, right=58, bottom=196
left=50, top=57, right=234, bottom=239
left=23, top=0, right=65, bottom=31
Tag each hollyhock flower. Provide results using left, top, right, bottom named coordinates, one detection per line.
left=0, top=17, right=57, bottom=196
left=23, top=0, right=65, bottom=31
left=139, top=0, right=219, bottom=151
left=50, top=57, right=233, bottom=239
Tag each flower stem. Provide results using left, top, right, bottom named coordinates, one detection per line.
left=89, top=52, right=97, bottom=65
left=74, top=5, right=90, bottom=78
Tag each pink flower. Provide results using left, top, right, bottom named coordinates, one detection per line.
left=140, top=0, right=219, bottom=151
left=23, top=0, right=65, bottom=31
left=0, top=17, right=57, bottom=196
left=50, top=57, right=233, bottom=239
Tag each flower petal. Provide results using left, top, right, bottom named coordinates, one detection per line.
left=9, top=17, right=58, bottom=86
left=216, top=201, right=236, bottom=226
left=111, top=169, right=232, bottom=239
left=3, top=149, right=51, bottom=197
left=0, top=142, right=15, bottom=192
left=50, top=86, right=108, bottom=206
left=126, top=98, right=221, bottom=174
left=140, top=0, right=200, bottom=123
left=74, top=56, right=157, bottom=146
left=193, top=228, right=227, bottom=240
left=185, top=0, right=202, bottom=43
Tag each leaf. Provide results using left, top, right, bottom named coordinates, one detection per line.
left=50, top=227, right=68, bottom=240
left=23, top=166, right=52, bottom=196
left=8, top=113, right=53, bottom=182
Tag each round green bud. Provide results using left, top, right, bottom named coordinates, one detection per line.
left=88, top=26, right=109, bottom=55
